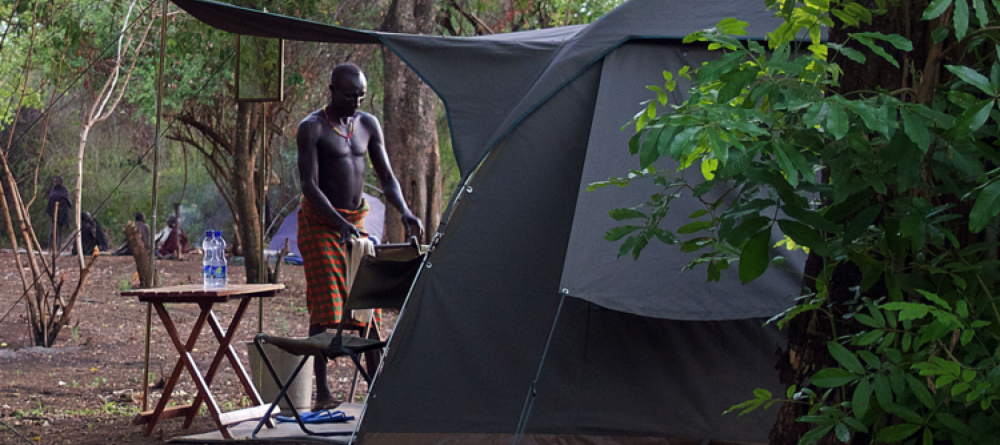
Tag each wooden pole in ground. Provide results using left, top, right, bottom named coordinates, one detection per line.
left=141, top=0, right=168, bottom=412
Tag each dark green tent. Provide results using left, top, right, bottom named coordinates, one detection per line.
left=172, top=0, right=805, bottom=443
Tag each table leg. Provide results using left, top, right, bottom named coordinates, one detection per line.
left=144, top=303, right=211, bottom=437
left=184, top=299, right=272, bottom=429
left=154, top=302, right=232, bottom=439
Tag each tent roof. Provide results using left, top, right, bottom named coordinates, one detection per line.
left=172, top=0, right=804, bottom=322
left=171, top=0, right=785, bottom=178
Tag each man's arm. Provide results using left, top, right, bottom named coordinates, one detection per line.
left=362, top=114, right=425, bottom=240
left=296, top=116, right=361, bottom=243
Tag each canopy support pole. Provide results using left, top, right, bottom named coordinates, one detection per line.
left=142, top=0, right=168, bottom=412
left=258, top=102, right=267, bottom=332
left=512, top=291, right=567, bottom=445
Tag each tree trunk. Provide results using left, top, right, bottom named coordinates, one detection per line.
left=770, top=2, right=935, bottom=443
left=232, top=102, right=264, bottom=283
left=124, top=221, right=152, bottom=288
left=74, top=124, right=91, bottom=267
left=381, top=0, right=442, bottom=244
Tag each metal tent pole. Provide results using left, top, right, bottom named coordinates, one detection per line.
left=141, top=0, right=168, bottom=412
left=512, top=292, right=567, bottom=445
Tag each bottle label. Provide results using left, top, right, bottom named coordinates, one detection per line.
left=203, top=265, right=212, bottom=276
left=214, top=265, right=227, bottom=279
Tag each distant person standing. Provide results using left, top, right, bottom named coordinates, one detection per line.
left=45, top=176, right=72, bottom=250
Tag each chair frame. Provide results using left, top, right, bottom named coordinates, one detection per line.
left=250, top=239, right=424, bottom=438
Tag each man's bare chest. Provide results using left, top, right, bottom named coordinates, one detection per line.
left=316, top=131, right=369, bottom=158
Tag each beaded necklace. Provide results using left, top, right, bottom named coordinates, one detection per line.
left=322, top=107, right=356, bottom=147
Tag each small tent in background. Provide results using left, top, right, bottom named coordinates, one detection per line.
left=268, top=192, right=385, bottom=257
left=173, top=0, right=806, bottom=443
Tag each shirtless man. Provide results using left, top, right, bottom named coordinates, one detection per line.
left=297, top=63, right=423, bottom=410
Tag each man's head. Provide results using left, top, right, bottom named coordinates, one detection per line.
left=135, top=212, right=145, bottom=223
left=81, top=212, right=91, bottom=222
left=53, top=176, right=62, bottom=187
left=166, top=215, right=177, bottom=227
left=328, top=63, right=367, bottom=117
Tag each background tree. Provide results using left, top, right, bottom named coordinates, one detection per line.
left=598, top=0, right=1000, bottom=443
left=381, top=0, right=441, bottom=244
left=70, top=0, right=154, bottom=266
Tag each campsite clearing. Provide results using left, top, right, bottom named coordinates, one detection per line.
left=0, top=252, right=387, bottom=444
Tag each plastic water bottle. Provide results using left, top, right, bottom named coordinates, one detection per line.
left=202, top=231, right=215, bottom=288
left=213, top=230, right=228, bottom=287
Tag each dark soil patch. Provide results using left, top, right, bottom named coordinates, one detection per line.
left=0, top=252, right=390, bottom=444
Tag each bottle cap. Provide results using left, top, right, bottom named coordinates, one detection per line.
left=214, top=230, right=223, bottom=238
left=205, top=230, right=213, bottom=237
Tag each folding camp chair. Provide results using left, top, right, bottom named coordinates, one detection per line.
left=251, top=237, right=426, bottom=438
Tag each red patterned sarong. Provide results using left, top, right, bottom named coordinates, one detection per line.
left=299, top=196, right=377, bottom=328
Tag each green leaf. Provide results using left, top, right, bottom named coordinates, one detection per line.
left=844, top=100, right=888, bottom=136
left=915, top=289, right=951, bottom=310
left=677, top=220, right=714, bottom=234
left=778, top=219, right=832, bottom=256
left=922, top=0, right=953, bottom=19
left=946, top=65, right=997, bottom=95
left=722, top=119, right=769, bottom=137
left=853, top=313, right=881, bottom=328
left=725, top=216, right=771, bottom=246
left=952, top=99, right=993, bottom=134
left=834, top=423, right=851, bottom=443
left=954, top=0, right=969, bottom=40
left=826, top=103, right=850, bottom=140
left=717, top=17, right=750, bottom=35
left=973, top=0, right=988, bottom=26
left=831, top=42, right=865, bottom=63
left=811, top=367, right=859, bottom=388
left=906, top=374, right=936, bottom=409
left=609, top=208, right=647, bottom=221
left=882, top=302, right=930, bottom=320
left=680, top=238, right=710, bottom=253
left=961, top=329, right=974, bottom=345
left=901, top=107, right=932, bottom=152
left=718, top=66, right=759, bottom=104
left=853, top=34, right=899, bottom=68
left=605, top=225, right=642, bottom=241
left=855, top=329, right=885, bottom=346
left=828, top=341, right=865, bottom=374
left=853, top=379, right=871, bottom=418
left=640, top=126, right=665, bottom=169
left=876, top=423, right=922, bottom=442
left=781, top=205, right=841, bottom=233
left=844, top=204, right=882, bottom=242
left=970, top=180, right=1000, bottom=233
left=935, top=412, right=973, bottom=436
left=618, top=236, right=637, bottom=258
left=739, top=230, right=771, bottom=284
left=798, top=425, right=834, bottom=445
left=874, top=374, right=893, bottom=406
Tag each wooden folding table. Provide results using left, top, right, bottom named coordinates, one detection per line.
left=122, top=283, right=285, bottom=438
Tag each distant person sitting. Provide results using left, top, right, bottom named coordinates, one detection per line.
left=113, top=212, right=152, bottom=256
left=45, top=176, right=72, bottom=250
left=155, top=215, right=189, bottom=258
left=74, top=212, right=110, bottom=255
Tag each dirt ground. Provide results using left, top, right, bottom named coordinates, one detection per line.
left=0, top=251, right=391, bottom=445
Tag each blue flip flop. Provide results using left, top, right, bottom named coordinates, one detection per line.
left=276, top=409, right=355, bottom=424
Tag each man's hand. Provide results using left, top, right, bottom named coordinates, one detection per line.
left=337, top=220, right=361, bottom=245
left=402, top=212, right=424, bottom=240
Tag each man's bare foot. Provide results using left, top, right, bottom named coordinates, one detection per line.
left=313, top=398, right=342, bottom=412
